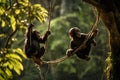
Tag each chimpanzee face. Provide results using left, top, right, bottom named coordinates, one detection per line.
left=75, top=29, right=81, bottom=38
left=69, top=27, right=81, bottom=38
left=33, top=30, right=41, bottom=39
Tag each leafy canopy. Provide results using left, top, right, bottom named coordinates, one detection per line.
left=0, top=0, right=48, bottom=79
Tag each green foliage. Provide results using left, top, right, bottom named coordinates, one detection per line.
left=0, top=34, right=6, bottom=38
left=0, top=0, right=48, bottom=80
left=0, top=48, right=26, bottom=79
left=32, top=4, right=48, bottom=22
left=12, top=59, right=41, bottom=80
left=0, top=0, right=48, bottom=31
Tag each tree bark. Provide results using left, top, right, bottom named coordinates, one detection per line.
left=83, top=0, right=120, bottom=80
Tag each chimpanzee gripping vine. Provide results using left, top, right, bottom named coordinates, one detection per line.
left=24, top=24, right=51, bottom=65
left=66, top=27, right=98, bottom=61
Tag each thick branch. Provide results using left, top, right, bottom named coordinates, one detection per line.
left=83, top=0, right=100, bottom=8
left=84, top=0, right=116, bottom=13
left=42, top=55, right=69, bottom=64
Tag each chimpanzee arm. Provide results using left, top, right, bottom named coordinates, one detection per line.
left=24, top=25, right=32, bottom=52
left=89, top=29, right=98, bottom=40
left=87, top=29, right=98, bottom=44
left=24, top=24, right=35, bottom=58
left=26, top=24, right=33, bottom=40
left=66, top=40, right=81, bottom=57
left=39, top=31, right=51, bottom=43
left=66, top=41, right=75, bottom=56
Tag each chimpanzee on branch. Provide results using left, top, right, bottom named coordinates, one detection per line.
left=24, top=24, right=51, bottom=65
left=66, top=27, right=98, bottom=61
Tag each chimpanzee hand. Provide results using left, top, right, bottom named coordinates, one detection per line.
left=46, top=31, right=51, bottom=36
left=93, top=29, right=98, bottom=36
left=29, top=24, right=34, bottom=28
left=89, top=29, right=98, bottom=39
left=66, top=49, right=74, bottom=57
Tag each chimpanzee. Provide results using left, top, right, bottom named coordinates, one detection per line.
left=24, top=24, right=51, bottom=64
left=66, top=27, right=98, bottom=61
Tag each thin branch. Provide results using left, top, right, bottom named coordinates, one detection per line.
left=39, top=66, right=45, bottom=80
left=4, top=28, right=18, bottom=48
left=42, top=55, right=69, bottom=64
left=35, top=64, right=45, bottom=80
left=47, top=0, right=52, bottom=31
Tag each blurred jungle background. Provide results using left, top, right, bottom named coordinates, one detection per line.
left=0, top=0, right=110, bottom=80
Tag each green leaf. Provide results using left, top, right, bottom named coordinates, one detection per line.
left=17, top=61, right=24, bottom=71
left=15, top=9, right=20, bottom=14
left=13, top=62, right=23, bottom=75
left=19, top=1, right=28, bottom=6
left=9, top=15, right=16, bottom=31
left=0, top=75, right=4, bottom=80
left=0, top=34, right=6, bottom=38
left=9, top=58, right=23, bottom=75
left=5, top=53, right=22, bottom=62
left=33, top=4, right=41, bottom=8
left=2, top=61, right=10, bottom=67
left=0, top=0, right=6, bottom=3
left=36, top=15, right=43, bottom=22
left=1, top=20, right=5, bottom=27
left=33, top=4, right=48, bottom=22
left=8, top=60, right=15, bottom=69
left=0, top=48, right=24, bottom=76
left=5, top=68, right=12, bottom=77
left=14, top=48, right=27, bottom=58
left=0, top=69, right=4, bottom=74
left=0, top=69, right=8, bottom=80
left=0, top=7, right=5, bottom=15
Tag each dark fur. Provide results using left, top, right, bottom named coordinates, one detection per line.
left=66, top=27, right=98, bottom=61
left=24, top=24, right=51, bottom=60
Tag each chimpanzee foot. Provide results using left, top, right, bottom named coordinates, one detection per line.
left=32, top=56, right=42, bottom=65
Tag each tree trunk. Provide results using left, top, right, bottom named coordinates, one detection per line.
left=100, top=9, right=120, bottom=80
left=83, top=0, right=120, bottom=80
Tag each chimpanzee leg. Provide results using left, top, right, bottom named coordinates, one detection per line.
left=33, top=47, right=45, bottom=65
left=40, top=47, right=45, bottom=57
left=35, top=47, right=45, bottom=59
left=25, top=45, right=37, bottom=58
left=76, top=49, right=90, bottom=61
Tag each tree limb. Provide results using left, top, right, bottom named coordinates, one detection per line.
left=83, top=0, right=100, bottom=8
left=4, top=28, right=18, bottom=48
left=42, top=55, right=69, bottom=64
